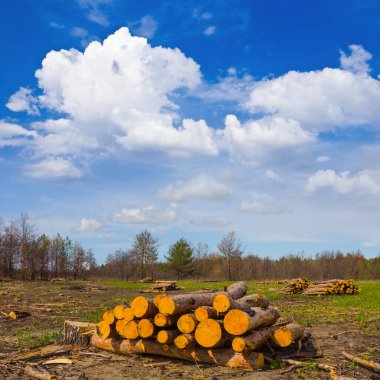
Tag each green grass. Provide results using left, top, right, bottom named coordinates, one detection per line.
left=16, top=327, right=60, bottom=351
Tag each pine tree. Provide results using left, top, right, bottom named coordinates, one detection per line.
left=131, top=230, right=158, bottom=278
left=167, top=238, right=194, bottom=280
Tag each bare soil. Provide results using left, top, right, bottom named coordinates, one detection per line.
left=0, top=281, right=379, bottom=379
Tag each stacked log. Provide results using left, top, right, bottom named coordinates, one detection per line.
left=92, top=282, right=304, bottom=370
left=140, top=280, right=182, bottom=293
left=280, top=278, right=310, bottom=294
left=303, top=279, right=360, bottom=295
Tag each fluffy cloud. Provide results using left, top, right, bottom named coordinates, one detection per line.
left=306, top=169, right=380, bottom=194
left=246, top=46, right=380, bottom=131
left=0, top=120, right=36, bottom=147
left=316, top=155, right=330, bottom=163
left=79, top=218, right=103, bottom=232
left=135, top=15, right=158, bottom=38
left=25, top=158, right=82, bottom=179
left=112, top=205, right=177, bottom=224
left=6, top=88, right=39, bottom=115
left=340, top=44, right=372, bottom=74
left=77, top=0, right=111, bottom=26
left=222, top=115, right=315, bottom=165
left=157, top=175, right=232, bottom=201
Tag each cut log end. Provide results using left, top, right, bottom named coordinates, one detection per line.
left=177, top=314, right=197, bottom=334
left=194, top=306, right=218, bottom=322
left=213, top=294, right=231, bottom=313
left=157, top=329, right=179, bottom=344
left=194, top=319, right=222, bottom=348
left=153, top=294, right=165, bottom=309
left=232, top=337, right=246, bottom=352
left=115, top=319, right=128, bottom=336
left=273, top=323, right=303, bottom=348
left=122, top=307, right=134, bottom=322
left=123, top=321, right=139, bottom=339
left=158, top=296, right=175, bottom=315
left=223, top=309, right=249, bottom=336
left=102, top=310, right=115, bottom=325
left=113, top=305, right=125, bottom=320
left=137, top=319, right=155, bottom=338
left=97, top=321, right=111, bottom=340
left=61, top=320, right=96, bottom=346
left=131, top=296, right=150, bottom=318
left=174, top=334, right=194, bottom=350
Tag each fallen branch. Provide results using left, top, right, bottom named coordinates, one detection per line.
left=342, top=351, right=380, bottom=372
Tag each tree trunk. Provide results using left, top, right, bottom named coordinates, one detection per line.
left=156, top=329, right=180, bottom=344
left=194, top=319, right=233, bottom=348
left=273, top=323, right=303, bottom=347
left=232, top=326, right=274, bottom=352
left=194, top=306, right=219, bottom=322
left=223, top=306, right=280, bottom=336
left=154, top=313, right=179, bottom=328
left=91, top=334, right=264, bottom=370
left=137, top=319, right=157, bottom=338
left=131, top=296, right=158, bottom=318
left=213, top=294, right=270, bottom=314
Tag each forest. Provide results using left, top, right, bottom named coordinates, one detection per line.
left=1, top=213, right=379, bottom=281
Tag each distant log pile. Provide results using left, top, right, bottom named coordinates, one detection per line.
left=280, top=278, right=360, bottom=295
left=303, top=279, right=360, bottom=295
left=91, top=282, right=304, bottom=370
left=140, top=280, right=182, bottom=293
left=280, top=278, right=310, bottom=294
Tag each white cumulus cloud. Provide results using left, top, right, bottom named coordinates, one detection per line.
left=6, top=88, right=39, bottom=115
left=157, top=175, right=232, bottom=201
left=135, top=15, right=158, bottom=38
left=112, top=205, right=177, bottom=224
left=25, top=158, right=82, bottom=179
left=306, top=169, right=380, bottom=194
left=340, top=44, right=372, bottom=74
left=79, top=218, right=103, bottom=232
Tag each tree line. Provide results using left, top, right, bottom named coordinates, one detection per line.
left=1, top=215, right=379, bottom=281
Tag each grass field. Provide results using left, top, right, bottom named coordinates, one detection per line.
left=0, top=279, right=379, bottom=379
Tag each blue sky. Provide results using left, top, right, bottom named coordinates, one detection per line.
left=1, top=0, right=380, bottom=263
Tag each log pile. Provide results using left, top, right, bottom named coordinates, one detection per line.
left=140, top=280, right=182, bottom=293
left=280, top=278, right=310, bottom=294
left=303, top=279, right=360, bottom=295
left=92, top=282, right=304, bottom=370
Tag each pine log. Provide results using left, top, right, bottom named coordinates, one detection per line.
left=113, top=305, right=126, bottom=320
left=115, top=319, right=128, bottom=336
left=137, top=319, right=157, bottom=338
left=157, top=329, right=180, bottom=344
left=61, top=320, right=96, bottom=346
left=342, top=351, right=380, bottom=372
left=153, top=294, right=165, bottom=308
left=224, top=306, right=280, bottom=336
left=154, top=313, right=179, bottom=328
left=97, top=321, right=114, bottom=340
left=273, top=323, right=303, bottom=347
left=177, top=314, right=198, bottom=334
left=232, top=326, right=274, bottom=352
left=91, top=334, right=264, bottom=370
left=194, top=306, right=219, bottom=322
left=102, top=310, right=115, bottom=325
left=194, top=319, right=233, bottom=348
left=213, top=294, right=270, bottom=314
left=122, top=307, right=134, bottom=322
left=131, top=296, right=158, bottom=318
left=123, top=320, right=139, bottom=339
left=174, top=334, right=195, bottom=350
left=8, top=311, right=31, bottom=319
left=158, top=282, right=248, bottom=316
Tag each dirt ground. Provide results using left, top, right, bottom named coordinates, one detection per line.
left=0, top=280, right=379, bottom=380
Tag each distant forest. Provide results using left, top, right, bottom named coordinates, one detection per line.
left=1, top=213, right=379, bottom=281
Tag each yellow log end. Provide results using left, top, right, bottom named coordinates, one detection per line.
left=174, top=335, right=191, bottom=349
left=273, top=327, right=294, bottom=347
left=123, top=307, right=134, bottom=322
left=158, top=296, right=175, bottom=315
left=213, top=293, right=231, bottom=313
left=194, top=318, right=222, bottom=348
left=154, top=313, right=168, bottom=327
left=157, top=330, right=169, bottom=344
left=97, top=321, right=111, bottom=339
left=102, top=310, right=115, bottom=325
left=137, top=318, right=155, bottom=338
left=223, top=309, right=249, bottom=336
left=194, top=307, right=208, bottom=322
left=113, top=305, right=125, bottom=320
left=131, top=296, right=149, bottom=318
left=153, top=294, right=164, bottom=308
left=177, top=314, right=197, bottom=334
left=115, top=319, right=127, bottom=336
left=232, top=337, right=246, bottom=352
left=123, top=321, right=139, bottom=339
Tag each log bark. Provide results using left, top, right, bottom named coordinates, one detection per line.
left=174, top=334, right=195, bottom=350
left=232, top=326, right=274, bottom=352
left=156, top=329, right=180, bottom=344
left=131, top=296, right=158, bottom=318
left=91, top=334, right=264, bottom=370
left=154, top=313, right=179, bottom=328
left=8, top=311, right=31, bottom=319
left=194, top=306, right=219, bottom=322
left=273, top=323, right=303, bottom=347
left=224, top=306, right=280, bottom=336
left=137, top=319, right=157, bottom=338
left=225, top=282, right=248, bottom=299
left=194, top=319, right=233, bottom=348
left=61, top=320, right=96, bottom=346
left=177, top=314, right=198, bottom=334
